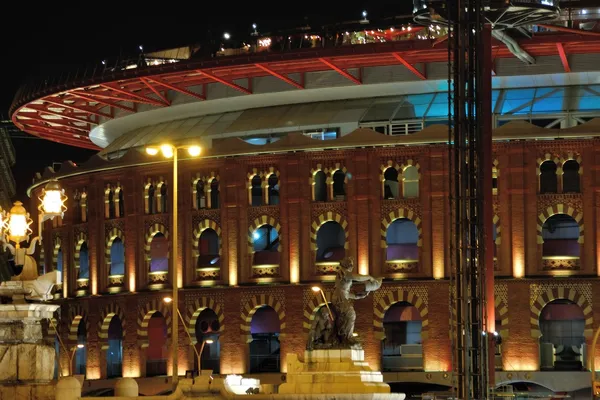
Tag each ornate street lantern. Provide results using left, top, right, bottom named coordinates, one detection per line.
left=6, top=201, right=33, bottom=246
left=38, top=180, right=67, bottom=218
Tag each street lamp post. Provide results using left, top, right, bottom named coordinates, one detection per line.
left=147, top=144, right=201, bottom=386
left=68, top=344, right=85, bottom=376
left=311, top=286, right=334, bottom=321
left=164, top=296, right=213, bottom=376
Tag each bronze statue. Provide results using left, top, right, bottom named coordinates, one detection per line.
left=308, top=257, right=382, bottom=350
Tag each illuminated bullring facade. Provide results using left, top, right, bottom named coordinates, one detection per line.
left=27, top=122, right=600, bottom=393
left=12, top=9, right=600, bottom=396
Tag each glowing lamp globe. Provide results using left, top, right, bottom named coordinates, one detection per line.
left=7, top=201, right=32, bottom=244
left=38, top=180, right=67, bottom=218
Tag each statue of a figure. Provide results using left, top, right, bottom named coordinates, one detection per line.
left=307, top=306, right=334, bottom=350
left=307, top=257, right=382, bottom=350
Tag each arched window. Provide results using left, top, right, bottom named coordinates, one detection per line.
left=562, top=160, right=580, bottom=193
left=332, top=170, right=346, bottom=200
left=252, top=225, right=280, bottom=266
left=108, top=190, right=115, bottom=219
left=316, top=221, right=345, bottom=262
left=249, top=306, right=280, bottom=373
left=118, top=189, right=125, bottom=217
left=74, top=321, right=87, bottom=376
left=403, top=166, right=419, bottom=198
left=196, top=180, right=206, bottom=209
left=267, top=174, right=279, bottom=205
left=160, top=184, right=168, bottom=213
left=541, top=214, right=580, bottom=258
left=383, top=168, right=399, bottom=199
left=78, top=242, right=89, bottom=280
left=210, top=179, right=220, bottom=209
left=381, top=302, right=423, bottom=371
left=251, top=175, right=263, bottom=206
left=56, top=248, right=63, bottom=273
left=107, top=316, right=123, bottom=378
left=314, top=171, right=327, bottom=202
left=539, top=299, right=585, bottom=371
left=194, top=309, right=220, bottom=373
left=147, top=184, right=155, bottom=214
left=146, top=312, right=167, bottom=377
left=540, top=161, right=557, bottom=194
left=110, top=238, right=125, bottom=276
left=197, top=229, right=220, bottom=268
left=149, top=233, right=168, bottom=272
left=385, top=218, right=419, bottom=262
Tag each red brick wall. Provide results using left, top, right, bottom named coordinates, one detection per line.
left=38, top=139, right=599, bottom=378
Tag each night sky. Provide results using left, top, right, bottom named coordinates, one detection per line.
left=0, top=2, right=413, bottom=200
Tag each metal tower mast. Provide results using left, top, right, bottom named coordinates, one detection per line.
left=448, top=0, right=493, bottom=398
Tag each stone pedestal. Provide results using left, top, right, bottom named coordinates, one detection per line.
left=0, top=303, right=60, bottom=384
left=279, top=349, right=405, bottom=398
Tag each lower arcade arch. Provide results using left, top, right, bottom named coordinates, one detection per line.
left=194, top=308, right=221, bottom=373
left=146, top=312, right=168, bottom=377
left=74, top=318, right=87, bottom=376
left=249, top=306, right=281, bottom=373
left=106, top=315, right=123, bottom=378
left=538, top=299, right=586, bottom=371
left=381, top=301, right=423, bottom=372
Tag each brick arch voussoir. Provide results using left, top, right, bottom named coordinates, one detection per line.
left=373, top=289, right=428, bottom=341
left=98, top=303, right=126, bottom=350
left=185, top=297, right=225, bottom=344
left=137, top=298, right=172, bottom=348
left=380, top=208, right=423, bottom=248
left=247, top=215, right=282, bottom=254
left=74, top=231, right=88, bottom=263
left=240, top=294, right=286, bottom=342
left=105, top=228, right=125, bottom=260
left=67, top=303, right=89, bottom=344
left=310, top=212, right=350, bottom=251
left=536, top=204, right=584, bottom=244
left=495, top=295, right=509, bottom=338
left=530, top=287, right=593, bottom=339
left=193, top=219, right=222, bottom=258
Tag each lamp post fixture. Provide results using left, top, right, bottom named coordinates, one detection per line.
left=0, top=179, right=67, bottom=276
left=68, top=344, right=85, bottom=376
left=311, top=286, right=334, bottom=321
left=147, top=144, right=201, bottom=386
left=163, top=296, right=213, bottom=376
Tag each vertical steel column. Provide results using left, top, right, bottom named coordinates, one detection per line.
left=448, top=0, right=491, bottom=398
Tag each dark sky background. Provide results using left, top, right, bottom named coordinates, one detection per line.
left=0, top=2, right=413, bottom=200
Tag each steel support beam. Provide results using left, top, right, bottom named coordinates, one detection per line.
left=43, top=99, right=112, bottom=119
left=68, top=92, right=136, bottom=113
left=318, top=58, right=361, bottom=84
left=556, top=43, right=571, bottom=73
left=100, top=84, right=168, bottom=106
left=196, top=70, right=252, bottom=94
left=140, top=78, right=171, bottom=105
left=146, top=77, right=206, bottom=100
left=391, top=53, right=427, bottom=80
left=254, top=63, right=304, bottom=89
left=537, top=24, right=600, bottom=37
left=16, top=113, right=91, bottom=131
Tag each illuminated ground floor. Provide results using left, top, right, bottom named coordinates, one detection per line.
left=55, top=278, right=599, bottom=396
